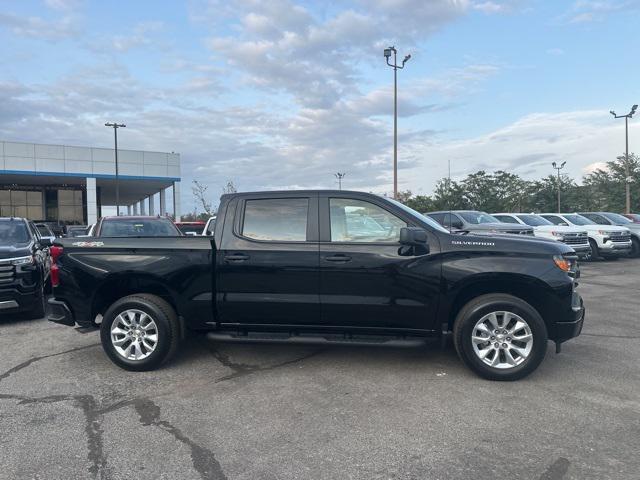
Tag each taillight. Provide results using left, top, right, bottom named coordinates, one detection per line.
left=50, top=246, right=63, bottom=287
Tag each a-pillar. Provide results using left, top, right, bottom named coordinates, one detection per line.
left=86, top=178, right=98, bottom=225
left=173, top=181, right=181, bottom=221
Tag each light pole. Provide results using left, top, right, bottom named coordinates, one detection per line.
left=105, top=122, right=126, bottom=215
left=610, top=105, right=637, bottom=214
left=552, top=161, right=566, bottom=213
left=334, top=172, right=346, bottom=190
left=384, top=46, right=411, bottom=200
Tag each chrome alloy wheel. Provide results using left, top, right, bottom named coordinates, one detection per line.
left=110, top=309, right=159, bottom=361
left=471, top=311, right=533, bottom=369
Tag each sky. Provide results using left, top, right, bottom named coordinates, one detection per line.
left=1, top=0, right=640, bottom=212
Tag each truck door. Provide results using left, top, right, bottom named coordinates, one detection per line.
left=216, top=193, right=320, bottom=326
left=318, top=194, right=441, bottom=330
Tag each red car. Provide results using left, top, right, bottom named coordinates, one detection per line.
left=623, top=214, right=640, bottom=223
left=175, top=221, right=205, bottom=236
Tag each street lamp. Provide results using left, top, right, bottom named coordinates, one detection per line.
left=610, top=105, right=638, bottom=214
left=552, top=161, right=566, bottom=213
left=334, top=172, right=346, bottom=190
left=105, top=122, right=126, bottom=215
left=384, top=46, right=411, bottom=200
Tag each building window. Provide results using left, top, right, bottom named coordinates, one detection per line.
left=0, top=189, right=43, bottom=219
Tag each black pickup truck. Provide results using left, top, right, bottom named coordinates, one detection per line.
left=0, top=217, right=51, bottom=319
left=48, top=190, right=585, bottom=380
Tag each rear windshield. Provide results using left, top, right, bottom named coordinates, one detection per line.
left=36, top=224, right=53, bottom=236
left=100, top=218, right=180, bottom=237
left=516, top=214, right=553, bottom=226
left=177, top=224, right=205, bottom=235
left=459, top=212, right=499, bottom=224
left=0, top=220, right=31, bottom=245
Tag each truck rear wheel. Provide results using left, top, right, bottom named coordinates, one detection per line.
left=100, top=294, right=180, bottom=371
left=453, top=294, right=548, bottom=381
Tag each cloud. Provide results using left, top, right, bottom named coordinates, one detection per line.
left=44, top=0, right=81, bottom=11
left=403, top=110, right=640, bottom=194
left=559, top=0, right=640, bottom=24
left=0, top=12, right=78, bottom=40
left=546, top=47, right=565, bottom=55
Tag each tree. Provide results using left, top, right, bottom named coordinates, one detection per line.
left=222, top=180, right=238, bottom=195
left=192, top=180, right=214, bottom=217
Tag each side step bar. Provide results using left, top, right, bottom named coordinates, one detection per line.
left=206, top=331, right=431, bottom=348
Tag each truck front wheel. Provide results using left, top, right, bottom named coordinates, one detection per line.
left=100, top=294, right=180, bottom=371
left=453, top=294, right=548, bottom=381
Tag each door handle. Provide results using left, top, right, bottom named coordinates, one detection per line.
left=324, top=254, right=352, bottom=263
left=224, top=253, right=250, bottom=262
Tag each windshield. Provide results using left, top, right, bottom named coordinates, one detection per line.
left=100, top=218, right=181, bottom=237
left=385, top=198, right=449, bottom=233
left=602, top=212, right=632, bottom=224
left=0, top=220, right=30, bottom=245
left=459, top=211, right=500, bottom=225
left=564, top=214, right=595, bottom=225
left=516, top=214, right=553, bottom=226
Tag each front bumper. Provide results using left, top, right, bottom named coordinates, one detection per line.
left=553, top=291, right=585, bottom=343
left=47, top=298, right=76, bottom=326
left=599, top=240, right=632, bottom=255
left=0, top=287, right=40, bottom=315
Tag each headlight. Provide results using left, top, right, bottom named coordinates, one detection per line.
left=11, top=256, right=34, bottom=266
left=553, top=255, right=574, bottom=273
left=597, top=230, right=614, bottom=235
left=550, top=231, right=564, bottom=237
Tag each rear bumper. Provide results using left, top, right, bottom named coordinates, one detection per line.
left=553, top=291, right=585, bottom=343
left=47, top=298, right=76, bottom=326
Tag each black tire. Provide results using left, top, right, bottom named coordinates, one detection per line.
left=100, top=294, right=180, bottom=371
left=24, top=284, right=46, bottom=320
left=588, top=239, right=600, bottom=261
left=453, top=294, right=548, bottom=381
left=631, top=237, right=640, bottom=258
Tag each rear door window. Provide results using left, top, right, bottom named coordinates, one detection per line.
left=241, top=198, right=309, bottom=241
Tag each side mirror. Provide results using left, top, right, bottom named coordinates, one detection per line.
left=400, top=227, right=428, bottom=246
left=40, top=238, right=52, bottom=247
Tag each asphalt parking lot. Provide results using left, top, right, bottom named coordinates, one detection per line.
left=1, top=259, right=639, bottom=480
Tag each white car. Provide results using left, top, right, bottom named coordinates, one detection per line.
left=493, top=213, right=591, bottom=259
left=539, top=213, right=632, bottom=260
left=202, top=216, right=216, bottom=236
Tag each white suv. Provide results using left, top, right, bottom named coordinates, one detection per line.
left=493, top=213, right=591, bottom=259
left=539, top=213, right=632, bottom=260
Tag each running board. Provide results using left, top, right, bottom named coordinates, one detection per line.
left=206, top=331, right=430, bottom=348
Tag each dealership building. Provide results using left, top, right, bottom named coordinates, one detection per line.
left=0, top=140, right=181, bottom=225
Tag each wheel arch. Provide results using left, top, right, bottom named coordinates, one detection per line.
left=444, top=273, right=557, bottom=332
left=91, top=273, right=180, bottom=322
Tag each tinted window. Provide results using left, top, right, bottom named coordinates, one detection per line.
left=0, top=220, right=30, bottom=245
left=564, top=214, right=595, bottom=226
left=581, top=213, right=606, bottom=224
left=100, top=218, right=181, bottom=237
left=516, top=214, right=552, bottom=226
left=330, top=198, right=406, bottom=242
left=542, top=215, right=566, bottom=225
left=177, top=224, right=205, bottom=235
left=36, top=224, right=53, bottom=236
left=459, top=212, right=500, bottom=224
left=428, top=213, right=445, bottom=224
left=242, top=198, right=308, bottom=241
left=602, top=212, right=631, bottom=224
left=494, top=215, right=519, bottom=224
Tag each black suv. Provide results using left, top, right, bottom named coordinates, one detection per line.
left=0, top=217, right=52, bottom=319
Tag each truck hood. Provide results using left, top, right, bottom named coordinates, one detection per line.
left=579, top=225, right=630, bottom=233
left=460, top=223, right=533, bottom=233
left=533, top=225, right=587, bottom=234
left=0, top=244, right=32, bottom=260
